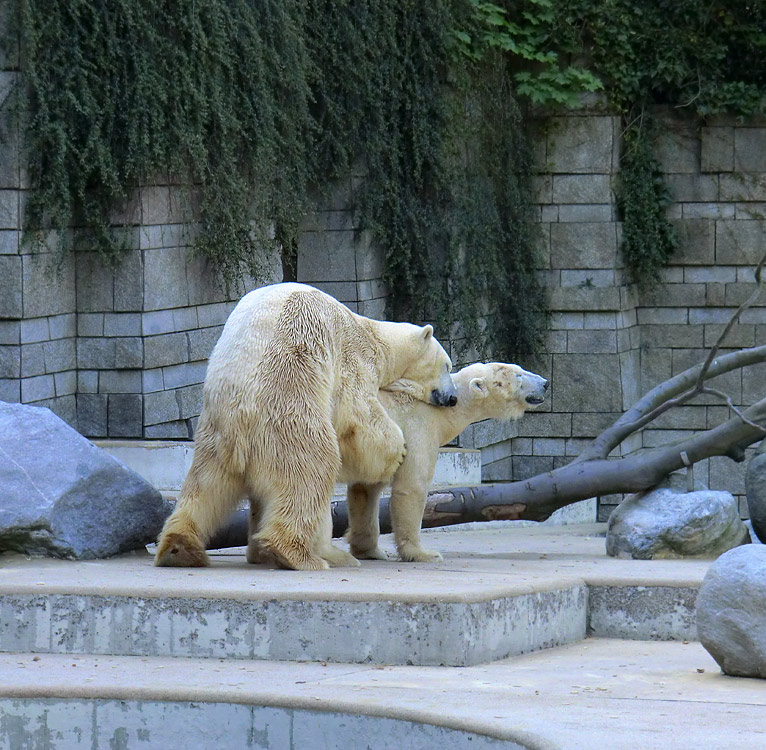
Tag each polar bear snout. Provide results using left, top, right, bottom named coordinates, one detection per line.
left=431, top=370, right=459, bottom=407
left=524, top=376, right=549, bottom=405
left=432, top=388, right=458, bottom=407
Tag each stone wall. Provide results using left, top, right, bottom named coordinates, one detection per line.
left=456, top=107, right=766, bottom=520
left=2, top=37, right=765, bottom=520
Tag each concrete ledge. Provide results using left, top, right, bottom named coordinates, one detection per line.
left=95, top=439, right=482, bottom=493
left=0, top=698, right=536, bottom=750
left=0, top=585, right=587, bottom=667
left=587, top=585, right=699, bottom=641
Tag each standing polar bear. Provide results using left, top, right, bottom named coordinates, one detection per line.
left=341, top=362, right=548, bottom=563
left=155, top=282, right=457, bottom=571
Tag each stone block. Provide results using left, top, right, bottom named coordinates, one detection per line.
left=706, top=282, right=726, bottom=306
left=512, top=455, right=555, bottom=480
left=357, top=296, right=386, bottom=319
left=552, top=174, right=612, bottom=204
left=355, top=232, right=384, bottom=281
left=172, top=306, right=199, bottom=332
left=196, top=301, right=236, bottom=329
left=0, top=378, right=19, bottom=401
left=0, top=320, right=19, bottom=344
left=639, top=283, right=706, bottom=307
left=77, top=371, right=98, bottom=394
left=637, top=307, right=689, bottom=325
left=298, top=230, right=357, bottom=282
left=571, top=412, right=622, bottom=437
left=735, top=201, right=766, bottom=219
left=741, top=308, right=766, bottom=324
left=482, top=456, right=512, bottom=482
left=43, top=338, right=76, bottom=372
left=681, top=203, right=734, bottom=220
left=557, top=204, right=613, bottom=222
left=726, top=282, right=766, bottom=307
left=108, top=393, right=143, bottom=437
left=550, top=222, right=618, bottom=269
left=162, top=361, right=208, bottom=390
left=176, top=384, right=203, bottom=420
left=742, top=362, right=766, bottom=405
left=688, top=307, right=738, bottom=324
left=700, top=127, right=734, bottom=172
left=654, top=118, right=699, bottom=174
left=99, top=370, right=142, bottom=394
left=566, top=329, right=617, bottom=353
left=665, top=174, right=719, bottom=202
left=145, top=419, right=191, bottom=439
left=532, top=437, right=566, bottom=456
left=734, top=129, right=766, bottom=172
left=20, top=317, right=49, bottom=344
left=139, top=370, right=163, bottom=396
left=185, top=253, right=238, bottom=308
left=541, top=204, right=558, bottom=222
left=187, top=326, right=222, bottom=361
left=0, top=230, right=19, bottom=254
left=76, top=253, right=115, bottom=312
left=0, top=189, right=18, bottom=228
left=115, top=337, right=143, bottom=369
left=551, top=353, right=623, bottom=413
left=546, top=116, right=615, bottom=173
left=144, top=332, right=189, bottom=369
left=719, top=173, right=766, bottom=202
left=48, top=313, right=76, bottom=340
left=716, top=220, right=766, bottom=266
left=619, top=349, right=641, bottom=409
left=514, top=411, right=573, bottom=438
left=113, top=250, right=144, bottom=312
left=77, top=338, right=115, bottom=370
left=531, top=174, right=552, bottom=203
left=672, top=348, right=742, bottom=403
left=311, top=281, right=356, bottom=303
left=560, top=269, right=615, bottom=288
left=21, top=373, right=55, bottom=402
left=142, top=309, right=175, bottom=335
left=77, top=313, right=104, bottom=337
left=0, top=255, right=22, bottom=317
left=103, top=312, right=142, bottom=337
left=76, top=393, right=108, bottom=436
left=670, top=220, right=715, bottom=264
left=143, top=247, right=189, bottom=310
left=54, top=370, right=77, bottom=397
left=143, top=389, right=181, bottom=425
left=16, top=343, right=46, bottom=378
left=550, top=312, right=583, bottom=330
left=0, top=343, right=19, bottom=377
left=549, top=286, right=621, bottom=311
left=710, top=455, right=747, bottom=495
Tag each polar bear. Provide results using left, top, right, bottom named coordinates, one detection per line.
left=342, top=362, right=548, bottom=562
left=154, top=283, right=456, bottom=571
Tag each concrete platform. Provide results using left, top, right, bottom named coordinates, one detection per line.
left=1, top=524, right=763, bottom=749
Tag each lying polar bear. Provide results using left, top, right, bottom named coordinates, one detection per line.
left=246, top=361, right=548, bottom=565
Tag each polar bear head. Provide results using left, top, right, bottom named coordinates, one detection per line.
left=382, top=324, right=457, bottom=407
left=462, top=362, right=548, bottom=420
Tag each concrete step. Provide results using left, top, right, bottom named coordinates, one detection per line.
left=0, top=526, right=702, bottom=668
left=1, top=639, right=762, bottom=750
left=95, top=440, right=482, bottom=494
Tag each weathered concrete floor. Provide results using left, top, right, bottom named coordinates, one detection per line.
left=1, top=524, right=764, bottom=749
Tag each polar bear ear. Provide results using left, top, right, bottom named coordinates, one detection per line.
left=469, top=377, right=488, bottom=397
left=420, top=324, right=434, bottom=341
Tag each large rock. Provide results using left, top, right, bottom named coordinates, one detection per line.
left=745, top=441, right=766, bottom=543
left=697, top=544, right=766, bottom=678
left=0, top=402, right=171, bottom=559
left=606, top=480, right=749, bottom=560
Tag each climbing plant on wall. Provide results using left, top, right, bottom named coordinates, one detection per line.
left=541, top=0, right=766, bottom=286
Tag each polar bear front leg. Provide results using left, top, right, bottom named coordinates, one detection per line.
left=340, top=399, right=406, bottom=485
left=346, top=482, right=391, bottom=560
left=390, top=485, right=443, bottom=562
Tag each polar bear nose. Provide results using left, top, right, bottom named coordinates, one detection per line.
left=543, top=379, right=549, bottom=391
left=431, top=388, right=458, bottom=407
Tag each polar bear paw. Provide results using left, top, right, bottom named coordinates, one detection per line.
left=154, top=533, right=210, bottom=567
left=397, top=543, right=443, bottom=563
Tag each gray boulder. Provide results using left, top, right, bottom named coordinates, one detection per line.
left=606, top=480, right=749, bottom=560
left=697, top=544, right=766, bottom=678
left=745, top=441, right=766, bottom=543
left=0, top=402, right=171, bottom=559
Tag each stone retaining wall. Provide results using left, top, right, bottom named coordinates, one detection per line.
left=1, top=43, right=764, bottom=519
